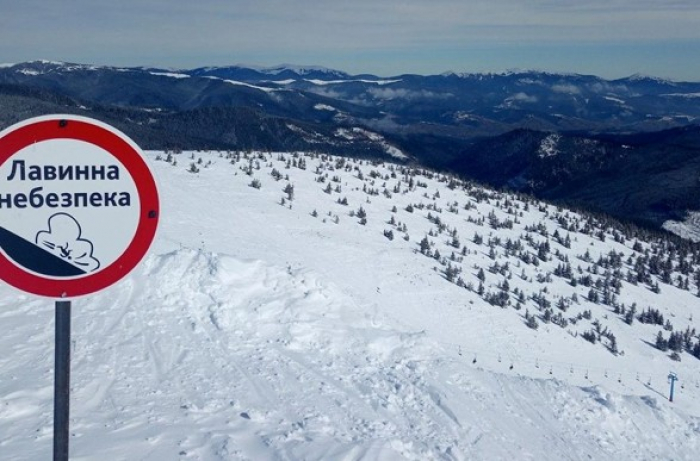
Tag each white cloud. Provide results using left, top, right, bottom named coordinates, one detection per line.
left=551, top=84, right=581, bottom=95
left=367, top=87, right=453, bottom=101
left=510, top=92, right=539, bottom=103
left=589, top=82, right=631, bottom=94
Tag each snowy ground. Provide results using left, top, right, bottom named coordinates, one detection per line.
left=664, top=212, right=700, bottom=243
left=2, top=150, right=700, bottom=460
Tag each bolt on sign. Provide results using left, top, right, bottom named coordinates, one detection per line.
left=0, top=115, right=159, bottom=298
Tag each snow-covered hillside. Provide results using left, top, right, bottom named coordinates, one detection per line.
left=664, top=212, right=700, bottom=243
left=2, top=149, right=700, bottom=460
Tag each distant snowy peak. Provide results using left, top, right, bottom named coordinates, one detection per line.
left=443, top=69, right=593, bottom=81
left=19, top=59, right=70, bottom=67
left=202, top=63, right=347, bottom=75
left=5, top=61, right=354, bottom=83
left=188, top=64, right=352, bottom=81
left=621, top=73, right=677, bottom=85
left=6, top=60, right=137, bottom=75
left=441, top=71, right=503, bottom=81
left=8, top=60, right=74, bottom=74
left=260, top=64, right=349, bottom=77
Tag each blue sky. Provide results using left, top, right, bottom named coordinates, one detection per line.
left=1, top=0, right=699, bottom=80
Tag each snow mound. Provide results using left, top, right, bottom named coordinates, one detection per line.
left=0, top=249, right=459, bottom=459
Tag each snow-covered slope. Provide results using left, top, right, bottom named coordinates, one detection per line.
left=664, top=212, right=700, bottom=243
left=2, top=150, right=700, bottom=460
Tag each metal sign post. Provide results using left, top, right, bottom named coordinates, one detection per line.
left=54, top=300, right=71, bottom=461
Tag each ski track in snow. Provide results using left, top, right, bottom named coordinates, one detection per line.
left=2, top=149, right=700, bottom=460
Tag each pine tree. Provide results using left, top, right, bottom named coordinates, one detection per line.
left=419, top=236, right=431, bottom=254
left=445, top=264, right=458, bottom=282
left=588, top=288, right=599, bottom=304
left=692, top=342, right=700, bottom=359
left=668, top=331, right=683, bottom=352
left=609, top=334, right=619, bottom=355
left=489, top=247, right=497, bottom=260
left=525, top=311, right=539, bottom=330
left=556, top=297, right=567, bottom=312
left=543, top=308, right=552, bottom=323
left=500, top=279, right=510, bottom=292
left=283, top=183, right=294, bottom=201
left=582, top=330, right=597, bottom=344
left=656, top=331, right=668, bottom=351
left=624, top=304, right=637, bottom=325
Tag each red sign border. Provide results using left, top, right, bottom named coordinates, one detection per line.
left=0, top=115, right=159, bottom=298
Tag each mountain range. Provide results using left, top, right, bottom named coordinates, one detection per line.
left=2, top=60, right=700, bottom=234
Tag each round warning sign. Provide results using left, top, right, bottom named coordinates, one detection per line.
left=0, top=115, right=159, bottom=298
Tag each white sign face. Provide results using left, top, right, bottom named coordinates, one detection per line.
left=0, top=138, right=140, bottom=275
left=0, top=115, right=159, bottom=298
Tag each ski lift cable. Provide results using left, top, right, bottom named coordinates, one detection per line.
left=436, top=339, right=700, bottom=389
